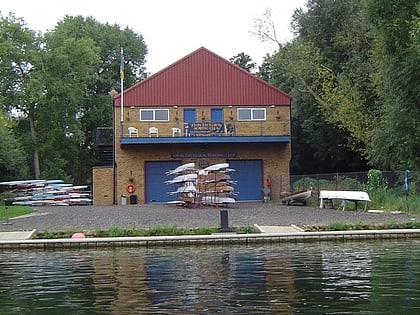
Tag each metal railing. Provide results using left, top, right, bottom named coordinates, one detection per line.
left=291, top=171, right=419, bottom=194
left=119, top=119, right=290, bottom=138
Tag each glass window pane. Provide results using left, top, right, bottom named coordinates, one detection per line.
left=238, top=109, right=251, bottom=120
left=155, top=109, right=169, bottom=121
left=253, top=109, right=266, bottom=120
left=140, top=110, right=153, bottom=121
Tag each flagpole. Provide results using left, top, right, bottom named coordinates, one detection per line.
left=120, top=47, right=124, bottom=123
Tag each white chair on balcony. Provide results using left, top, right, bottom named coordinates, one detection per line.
left=149, top=127, right=159, bottom=137
left=127, top=127, right=138, bottom=137
left=171, top=127, right=181, bottom=137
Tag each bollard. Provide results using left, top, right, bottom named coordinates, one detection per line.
left=220, top=210, right=229, bottom=232
left=3, top=199, right=13, bottom=225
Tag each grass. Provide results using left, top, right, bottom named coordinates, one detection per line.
left=304, top=220, right=420, bottom=232
left=0, top=205, right=33, bottom=220
left=34, top=224, right=259, bottom=239
left=369, top=189, right=420, bottom=213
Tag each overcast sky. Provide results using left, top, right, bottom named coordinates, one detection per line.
left=1, top=0, right=307, bottom=74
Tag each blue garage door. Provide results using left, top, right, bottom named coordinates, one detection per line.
left=228, top=160, right=263, bottom=201
left=145, top=161, right=181, bottom=203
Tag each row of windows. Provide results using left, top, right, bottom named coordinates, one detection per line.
left=139, top=108, right=266, bottom=122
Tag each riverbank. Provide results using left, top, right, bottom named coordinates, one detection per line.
left=1, top=202, right=418, bottom=232
left=1, top=228, right=419, bottom=250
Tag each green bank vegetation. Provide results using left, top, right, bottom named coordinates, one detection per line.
left=294, top=169, right=419, bottom=214
left=0, top=204, right=33, bottom=220
left=34, top=225, right=258, bottom=239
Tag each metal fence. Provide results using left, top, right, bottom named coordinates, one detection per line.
left=291, top=171, right=419, bottom=194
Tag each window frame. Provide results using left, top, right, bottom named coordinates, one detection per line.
left=139, top=109, right=169, bottom=121
left=237, top=108, right=266, bottom=121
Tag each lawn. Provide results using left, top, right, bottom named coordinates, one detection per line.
left=0, top=205, right=33, bottom=220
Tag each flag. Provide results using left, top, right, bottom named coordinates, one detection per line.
left=120, top=47, right=124, bottom=80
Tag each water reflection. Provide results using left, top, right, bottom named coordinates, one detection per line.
left=0, top=240, right=418, bottom=314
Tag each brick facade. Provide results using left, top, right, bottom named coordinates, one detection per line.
left=93, top=166, right=114, bottom=205
left=93, top=48, right=292, bottom=205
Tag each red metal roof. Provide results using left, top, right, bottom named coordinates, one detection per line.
left=114, top=47, right=291, bottom=107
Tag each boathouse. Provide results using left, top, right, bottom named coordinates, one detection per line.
left=93, top=47, right=291, bottom=205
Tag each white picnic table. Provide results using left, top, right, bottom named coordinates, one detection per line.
left=319, top=190, right=371, bottom=211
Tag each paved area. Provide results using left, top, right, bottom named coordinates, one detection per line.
left=0, top=202, right=417, bottom=240
left=255, top=224, right=304, bottom=233
left=0, top=230, right=36, bottom=240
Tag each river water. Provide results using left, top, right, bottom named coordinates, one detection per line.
left=0, top=239, right=419, bottom=314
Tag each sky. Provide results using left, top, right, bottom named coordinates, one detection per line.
left=1, top=0, right=307, bottom=74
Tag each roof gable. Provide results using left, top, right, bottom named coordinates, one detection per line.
left=114, top=47, right=291, bottom=107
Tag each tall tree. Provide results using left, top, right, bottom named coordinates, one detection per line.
left=229, top=52, right=257, bottom=73
left=0, top=110, right=28, bottom=181
left=254, top=3, right=370, bottom=173
left=0, top=13, right=49, bottom=179
left=1, top=14, right=148, bottom=182
left=46, top=16, right=148, bottom=183
left=291, top=0, right=376, bottom=151
left=367, top=0, right=420, bottom=170
left=260, top=43, right=369, bottom=174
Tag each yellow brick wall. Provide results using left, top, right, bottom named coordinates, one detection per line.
left=92, top=166, right=114, bottom=205
left=94, top=106, right=292, bottom=205
left=119, top=106, right=290, bottom=137
left=113, top=142, right=290, bottom=204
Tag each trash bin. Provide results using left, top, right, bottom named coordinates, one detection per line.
left=121, top=195, right=127, bottom=205
left=129, top=194, right=138, bottom=204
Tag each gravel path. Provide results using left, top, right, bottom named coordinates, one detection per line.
left=1, top=202, right=417, bottom=232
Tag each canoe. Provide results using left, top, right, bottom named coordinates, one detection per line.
left=281, top=189, right=312, bottom=206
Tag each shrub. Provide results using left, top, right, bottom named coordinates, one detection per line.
left=108, top=227, right=125, bottom=237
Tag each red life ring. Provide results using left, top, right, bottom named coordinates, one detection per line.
left=126, top=183, right=136, bottom=193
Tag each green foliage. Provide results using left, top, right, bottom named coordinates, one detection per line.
left=107, top=227, right=125, bottom=237
left=144, top=225, right=187, bottom=236
left=316, top=220, right=419, bottom=231
left=365, top=0, right=420, bottom=170
left=32, top=224, right=261, bottom=239
left=292, top=176, right=363, bottom=191
left=0, top=112, right=28, bottom=180
left=325, top=221, right=364, bottom=231
left=236, top=225, right=257, bottom=234
left=263, top=38, right=369, bottom=173
left=0, top=205, right=33, bottom=220
left=366, top=169, right=388, bottom=192
left=0, top=13, right=148, bottom=182
left=257, top=0, right=418, bottom=171
left=229, top=52, right=257, bottom=73
left=39, top=231, right=55, bottom=239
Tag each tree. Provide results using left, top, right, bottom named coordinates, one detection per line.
left=0, top=13, right=148, bottom=183
left=0, top=13, right=48, bottom=179
left=260, top=43, right=369, bottom=174
left=254, top=2, right=371, bottom=173
left=0, top=110, right=28, bottom=181
left=367, top=0, right=420, bottom=170
left=46, top=16, right=148, bottom=183
left=229, top=52, right=257, bottom=73
left=291, top=0, right=376, bottom=150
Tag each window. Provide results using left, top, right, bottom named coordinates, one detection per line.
left=140, top=109, right=169, bottom=121
left=237, top=108, right=266, bottom=121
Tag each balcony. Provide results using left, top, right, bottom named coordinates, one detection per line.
left=119, top=120, right=290, bottom=145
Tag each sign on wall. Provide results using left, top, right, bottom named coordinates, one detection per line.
left=185, top=122, right=225, bottom=136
